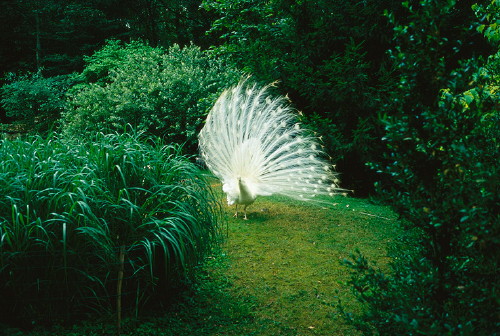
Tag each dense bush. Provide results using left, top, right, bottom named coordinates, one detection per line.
left=0, top=72, right=77, bottom=132
left=63, top=40, right=242, bottom=154
left=343, top=1, right=499, bottom=334
left=344, top=58, right=499, bottom=335
left=0, top=131, right=222, bottom=324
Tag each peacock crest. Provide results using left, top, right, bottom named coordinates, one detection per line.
left=198, top=80, right=341, bottom=219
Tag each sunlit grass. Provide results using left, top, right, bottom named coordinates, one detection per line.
left=203, top=183, right=402, bottom=336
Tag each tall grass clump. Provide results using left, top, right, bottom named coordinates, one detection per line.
left=0, top=131, right=222, bottom=326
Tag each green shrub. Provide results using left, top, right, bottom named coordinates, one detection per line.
left=343, top=1, right=499, bottom=334
left=63, top=40, right=242, bottom=154
left=0, top=131, right=222, bottom=324
left=0, top=72, right=77, bottom=132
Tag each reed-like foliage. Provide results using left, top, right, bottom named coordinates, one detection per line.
left=0, top=131, right=222, bottom=324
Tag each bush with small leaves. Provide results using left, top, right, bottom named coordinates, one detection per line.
left=1, top=72, right=77, bottom=132
left=343, top=1, right=499, bottom=334
left=63, top=40, right=242, bottom=154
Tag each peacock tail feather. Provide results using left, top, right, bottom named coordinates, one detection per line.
left=198, top=80, right=341, bottom=207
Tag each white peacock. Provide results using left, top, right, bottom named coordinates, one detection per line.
left=199, top=80, right=341, bottom=219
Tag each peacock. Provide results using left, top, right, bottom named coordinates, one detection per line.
left=198, top=80, right=341, bottom=219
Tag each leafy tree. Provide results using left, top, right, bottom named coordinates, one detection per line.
left=0, top=0, right=216, bottom=78
left=114, top=0, right=217, bottom=48
left=1, top=72, right=77, bottom=132
left=343, top=1, right=499, bottom=334
left=63, top=40, right=242, bottom=154
left=0, top=0, right=130, bottom=77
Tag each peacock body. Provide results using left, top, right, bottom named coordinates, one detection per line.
left=198, top=80, right=341, bottom=219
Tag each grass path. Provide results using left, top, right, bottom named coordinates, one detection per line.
left=219, top=199, right=396, bottom=335
left=150, top=182, right=404, bottom=336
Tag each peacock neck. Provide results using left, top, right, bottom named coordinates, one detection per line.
left=238, top=178, right=254, bottom=203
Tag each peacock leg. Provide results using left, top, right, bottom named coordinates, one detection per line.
left=233, top=204, right=238, bottom=218
left=243, top=205, right=248, bottom=220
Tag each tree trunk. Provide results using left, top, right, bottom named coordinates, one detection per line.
left=35, top=11, right=42, bottom=72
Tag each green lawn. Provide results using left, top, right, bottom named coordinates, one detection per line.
left=121, top=181, right=403, bottom=336
left=217, top=196, right=400, bottom=335
left=4, top=182, right=404, bottom=336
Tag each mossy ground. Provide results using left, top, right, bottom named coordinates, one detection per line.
left=123, top=181, right=403, bottom=336
left=198, top=188, right=401, bottom=336
left=2, top=181, right=404, bottom=336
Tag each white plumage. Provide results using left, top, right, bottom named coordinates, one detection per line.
left=198, top=80, right=341, bottom=219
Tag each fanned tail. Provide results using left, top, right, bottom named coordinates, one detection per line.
left=199, top=80, right=342, bottom=203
